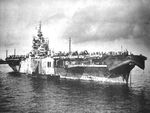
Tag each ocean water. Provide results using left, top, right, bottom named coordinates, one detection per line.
left=0, top=64, right=150, bottom=113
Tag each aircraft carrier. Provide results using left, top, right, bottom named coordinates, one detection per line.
left=4, top=22, right=147, bottom=84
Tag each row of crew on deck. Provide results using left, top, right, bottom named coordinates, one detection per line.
left=6, top=55, right=26, bottom=60
left=53, top=50, right=130, bottom=57
left=6, top=49, right=131, bottom=60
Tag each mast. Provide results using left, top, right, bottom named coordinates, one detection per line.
left=14, top=49, right=16, bottom=56
left=6, top=50, right=8, bottom=58
left=69, top=37, right=71, bottom=54
left=37, top=21, right=42, bottom=37
left=38, top=21, right=41, bottom=33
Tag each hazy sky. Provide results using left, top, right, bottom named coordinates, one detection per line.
left=0, top=0, right=150, bottom=59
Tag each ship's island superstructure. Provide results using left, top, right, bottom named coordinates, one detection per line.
left=5, top=22, right=147, bottom=84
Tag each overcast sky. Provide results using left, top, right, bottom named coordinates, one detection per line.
left=0, top=0, right=150, bottom=59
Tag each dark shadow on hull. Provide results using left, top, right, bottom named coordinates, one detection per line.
left=7, top=71, right=21, bottom=77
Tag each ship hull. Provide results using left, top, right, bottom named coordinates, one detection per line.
left=54, top=66, right=126, bottom=83
left=54, top=55, right=147, bottom=84
left=5, top=54, right=147, bottom=84
left=6, top=61, right=133, bottom=84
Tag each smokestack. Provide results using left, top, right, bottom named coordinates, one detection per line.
left=69, top=37, right=71, bottom=54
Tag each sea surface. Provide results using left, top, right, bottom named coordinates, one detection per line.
left=0, top=64, right=150, bottom=113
